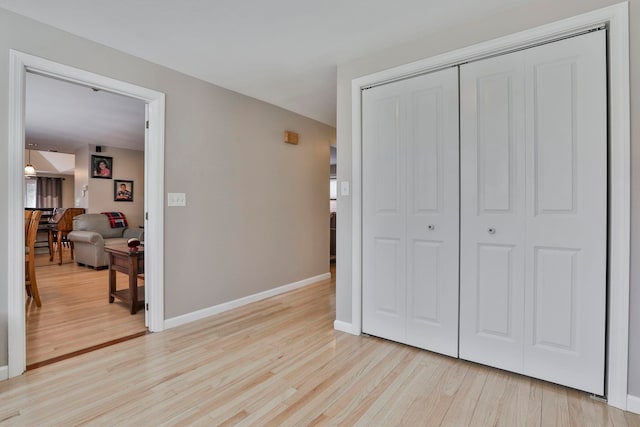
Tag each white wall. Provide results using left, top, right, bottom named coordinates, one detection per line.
left=335, top=0, right=640, bottom=398
left=62, top=176, right=74, bottom=208
left=0, top=7, right=335, bottom=366
left=74, top=145, right=89, bottom=210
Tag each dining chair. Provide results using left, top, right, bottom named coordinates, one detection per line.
left=24, top=211, right=32, bottom=298
left=48, top=207, right=85, bottom=265
left=25, top=210, right=43, bottom=307
left=24, top=210, right=32, bottom=240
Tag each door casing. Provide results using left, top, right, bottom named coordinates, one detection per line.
left=7, top=50, right=166, bottom=378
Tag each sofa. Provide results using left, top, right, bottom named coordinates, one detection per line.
left=68, top=213, right=144, bottom=269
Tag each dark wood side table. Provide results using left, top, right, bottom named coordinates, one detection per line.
left=105, top=244, right=144, bottom=314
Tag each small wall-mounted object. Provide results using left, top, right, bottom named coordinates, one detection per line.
left=340, top=181, right=350, bottom=197
left=167, top=192, right=186, bottom=207
left=284, top=131, right=299, bottom=145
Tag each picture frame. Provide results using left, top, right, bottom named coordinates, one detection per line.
left=114, top=179, right=134, bottom=202
left=91, top=155, right=113, bottom=179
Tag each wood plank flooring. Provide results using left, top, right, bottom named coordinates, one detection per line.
left=26, top=249, right=146, bottom=367
left=3, top=264, right=638, bottom=425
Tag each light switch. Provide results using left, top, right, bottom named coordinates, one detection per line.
left=167, top=192, right=186, bottom=207
left=340, top=181, right=350, bottom=197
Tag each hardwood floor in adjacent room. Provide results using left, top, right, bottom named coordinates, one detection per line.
left=26, top=249, right=146, bottom=367
left=3, top=265, right=639, bottom=425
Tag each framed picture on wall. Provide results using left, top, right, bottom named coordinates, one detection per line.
left=91, top=155, right=113, bottom=179
left=114, top=180, right=134, bottom=202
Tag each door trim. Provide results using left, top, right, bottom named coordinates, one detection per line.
left=348, top=2, right=629, bottom=409
left=7, top=50, right=166, bottom=378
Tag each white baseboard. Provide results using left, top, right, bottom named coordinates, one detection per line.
left=334, top=320, right=358, bottom=335
left=0, top=366, right=8, bottom=381
left=627, top=394, right=640, bottom=414
left=164, top=272, right=332, bottom=330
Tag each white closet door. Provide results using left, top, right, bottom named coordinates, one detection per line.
left=405, top=69, right=460, bottom=357
left=460, top=31, right=607, bottom=394
left=363, top=67, right=459, bottom=356
left=523, top=30, right=607, bottom=395
left=459, top=51, right=527, bottom=372
left=362, top=79, right=406, bottom=343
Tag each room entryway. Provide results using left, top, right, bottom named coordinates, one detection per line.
left=8, top=51, right=166, bottom=378
left=23, top=71, right=149, bottom=368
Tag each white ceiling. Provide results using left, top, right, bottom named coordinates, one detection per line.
left=1, top=0, right=531, bottom=128
left=26, top=73, right=146, bottom=155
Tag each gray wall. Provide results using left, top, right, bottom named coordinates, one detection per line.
left=0, top=8, right=335, bottom=365
left=335, top=0, right=640, bottom=397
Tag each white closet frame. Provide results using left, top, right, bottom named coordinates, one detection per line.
left=345, top=3, right=630, bottom=410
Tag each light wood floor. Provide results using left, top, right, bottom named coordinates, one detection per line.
left=26, top=248, right=146, bottom=367
left=3, top=265, right=638, bottom=425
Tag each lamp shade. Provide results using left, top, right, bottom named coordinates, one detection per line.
left=24, top=148, right=36, bottom=177
left=24, top=164, right=36, bottom=177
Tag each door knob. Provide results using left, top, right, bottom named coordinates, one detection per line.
left=427, top=224, right=435, bottom=231
left=488, top=227, right=496, bottom=235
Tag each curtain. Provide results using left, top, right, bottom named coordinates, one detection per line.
left=36, top=177, right=63, bottom=208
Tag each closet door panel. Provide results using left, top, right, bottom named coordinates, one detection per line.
left=461, top=30, right=607, bottom=394
left=459, top=51, right=526, bottom=373
left=363, top=68, right=459, bottom=356
left=405, top=69, right=459, bottom=357
left=477, top=73, right=514, bottom=212
left=362, top=85, right=407, bottom=342
left=476, top=243, right=515, bottom=336
left=533, top=60, right=576, bottom=213
left=523, top=30, right=607, bottom=395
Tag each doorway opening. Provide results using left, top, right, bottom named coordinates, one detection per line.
left=24, top=72, right=148, bottom=368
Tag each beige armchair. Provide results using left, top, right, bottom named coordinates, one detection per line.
left=68, top=213, right=144, bottom=269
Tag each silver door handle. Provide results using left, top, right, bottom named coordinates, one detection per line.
left=427, top=224, right=435, bottom=231
left=488, top=227, right=496, bottom=235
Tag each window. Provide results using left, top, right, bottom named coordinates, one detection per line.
left=24, top=178, right=36, bottom=208
left=330, top=178, right=337, bottom=200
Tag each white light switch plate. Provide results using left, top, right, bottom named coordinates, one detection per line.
left=340, top=181, right=350, bottom=197
left=167, top=192, right=186, bottom=207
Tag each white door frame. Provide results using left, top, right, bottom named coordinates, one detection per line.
left=348, top=3, right=630, bottom=409
left=7, top=50, right=166, bottom=378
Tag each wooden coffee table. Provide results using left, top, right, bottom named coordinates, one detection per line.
left=105, top=244, right=144, bottom=314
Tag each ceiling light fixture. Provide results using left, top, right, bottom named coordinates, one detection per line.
left=24, top=149, right=36, bottom=177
